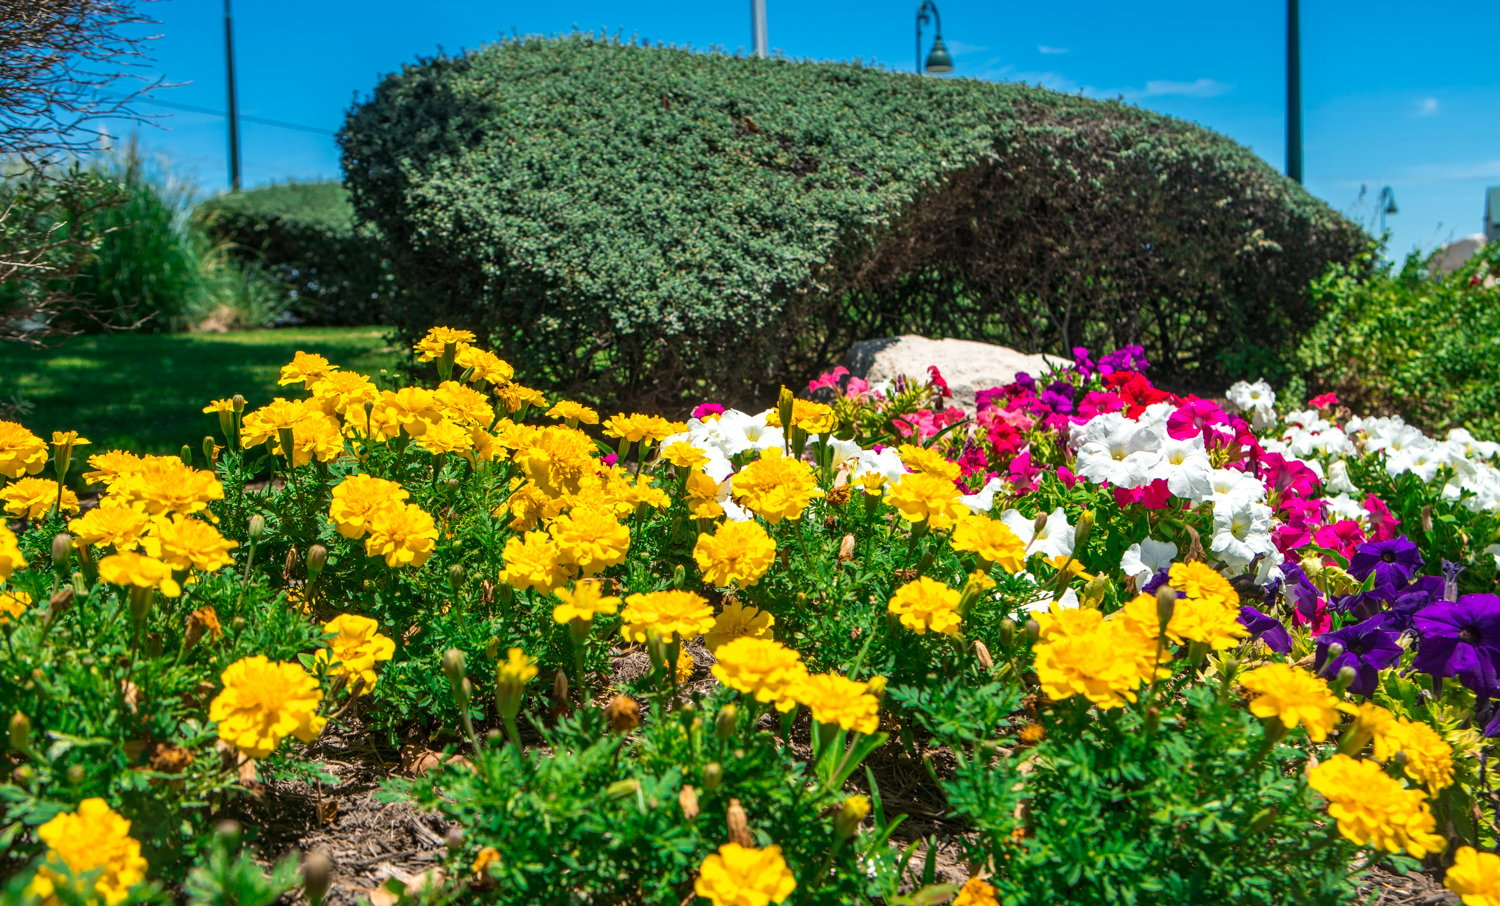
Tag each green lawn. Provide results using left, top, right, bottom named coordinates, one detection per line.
left=0, top=327, right=405, bottom=454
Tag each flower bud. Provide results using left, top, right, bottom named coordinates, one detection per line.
left=247, top=514, right=266, bottom=541
left=1081, top=573, right=1110, bottom=608
left=1074, top=509, right=1094, bottom=549
left=973, top=640, right=994, bottom=671
left=606, top=778, right=641, bottom=801
left=646, top=632, right=669, bottom=674
left=605, top=695, right=641, bottom=734
left=727, top=798, right=752, bottom=847
left=67, top=764, right=84, bottom=784
left=306, top=544, right=328, bottom=584
left=998, top=618, right=1016, bottom=649
left=203, top=435, right=219, bottom=463
left=301, top=850, right=334, bottom=906
left=443, top=648, right=469, bottom=707
left=1323, top=642, right=1345, bottom=664
left=1032, top=511, right=1049, bottom=535
left=707, top=704, right=737, bottom=742
left=9, top=712, right=31, bottom=754
left=679, top=785, right=700, bottom=821
left=1145, top=705, right=1160, bottom=736
left=180, top=444, right=194, bottom=466
left=51, top=533, right=73, bottom=574
left=128, top=585, right=154, bottom=627
left=838, top=534, right=856, bottom=562
left=703, top=761, right=723, bottom=792
left=1334, top=665, right=1357, bottom=692
left=1392, top=750, right=1409, bottom=769
left=1024, top=618, right=1040, bottom=644
left=865, top=675, right=886, bottom=700
left=1155, top=586, right=1177, bottom=631
left=448, top=563, right=466, bottom=594
left=47, top=587, right=75, bottom=620
left=445, top=827, right=465, bottom=852
left=833, top=795, right=871, bottom=840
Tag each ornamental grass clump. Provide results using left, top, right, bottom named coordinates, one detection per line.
left=7, top=330, right=1500, bottom=901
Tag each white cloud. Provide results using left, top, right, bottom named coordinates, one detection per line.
left=1416, top=97, right=1440, bottom=117
left=1037, top=45, right=1068, bottom=55
left=1126, top=78, right=1233, bottom=100
left=943, top=40, right=987, bottom=56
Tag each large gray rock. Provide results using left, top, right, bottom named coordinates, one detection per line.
left=845, top=335, right=1065, bottom=410
left=1431, top=234, right=1485, bottom=275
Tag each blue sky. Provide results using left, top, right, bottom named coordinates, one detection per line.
left=111, top=0, right=1500, bottom=256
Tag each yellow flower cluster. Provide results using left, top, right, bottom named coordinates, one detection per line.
left=0, top=524, right=28, bottom=582
left=328, top=476, right=438, bottom=568
left=884, top=470, right=966, bottom=531
left=27, top=798, right=147, bottom=906
left=710, top=637, right=880, bottom=732
left=887, top=577, right=962, bottom=636
left=0, top=586, right=31, bottom=621
left=1238, top=663, right=1340, bottom=742
left=1363, top=705, right=1455, bottom=793
left=767, top=398, right=837, bottom=436
left=209, top=656, right=327, bottom=759
left=950, top=515, right=1026, bottom=572
left=552, top=580, right=622, bottom=625
left=704, top=601, right=776, bottom=652
left=732, top=448, right=824, bottom=524
left=952, top=877, right=1001, bottom=906
left=694, top=520, right=777, bottom=587
left=2, top=476, right=78, bottom=519
left=620, top=590, right=715, bottom=644
left=1447, top=847, right=1500, bottom=906
left=1308, top=754, right=1446, bottom=858
left=1032, top=605, right=1169, bottom=709
left=694, top=843, right=796, bottom=906
left=315, top=614, right=395, bottom=694
left=0, top=420, right=49, bottom=478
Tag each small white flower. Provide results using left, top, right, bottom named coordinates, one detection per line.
left=1120, top=538, right=1179, bottom=584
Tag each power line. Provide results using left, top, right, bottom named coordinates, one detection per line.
left=132, top=96, right=337, bottom=137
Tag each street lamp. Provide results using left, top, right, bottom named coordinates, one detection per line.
left=1377, top=186, right=1398, bottom=236
left=224, top=0, right=241, bottom=191
left=916, top=1, right=954, bottom=75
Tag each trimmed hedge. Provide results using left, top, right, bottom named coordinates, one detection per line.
left=194, top=181, right=398, bottom=326
left=341, top=36, right=1366, bottom=408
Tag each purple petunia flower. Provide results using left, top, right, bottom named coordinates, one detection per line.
left=1348, top=537, right=1424, bottom=589
left=1413, top=594, right=1500, bottom=699
left=1314, top=616, right=1404, bottom=696
left=1238, top=606, right=1293, bottom=655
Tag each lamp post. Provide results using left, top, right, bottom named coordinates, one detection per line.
left=1376, top=186, right=1398, bottom=237
left=224, top=0, right=241, bottom=191
left=1286, top=0, right=1302, bottom=183
left=916, top=1, right=954, bottom=75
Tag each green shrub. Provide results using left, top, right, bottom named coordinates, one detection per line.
left=1296, top=242, right=1500, bottom=438
left=340, top=35, right=1366, bottom=409
left=194, top=181, right=400, bottom=326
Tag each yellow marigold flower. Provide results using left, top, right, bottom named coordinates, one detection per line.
left=732, top=448, right=824, bottom=524
left=471, top=846, right=502, bottom=876
left=705, top=601, right=776, bottom=652
left=884, top=470, right=966, bottom=531
left=0, top=524, right=25, bottom=581
left=1, top=476, right=78, bottom=519
left=767, top=399, right=837, bottom=435
left=454, top=343, right=514, bottom=385
left=686, top=469, right=727, bottom=519
left=143, top=514, right=238, bottom=573
left=602, top=413, right=684, bottom=444
left=497, top=647, right=538, bottom=702
left=618, top=473, right=670, bottom=511
left=277, top=350, right=336, bottom=385
left=1034, top=616, right=1163, bottom=709
left=364, top=502, right=439, bottom=568
left=793, top=672, right=880, bottom=734
left=499, top=530, right=573, bottom=593
left=307, top=369, right=379, bottom=417
left=711, top=636, right=808, bottom=712
left=1167, top=561, right=1240, bottom=608
left=202, top=398, right=236, bottom=415
left=98, top=551, right=181, bottom=598
left=694, top=843, right=796, bottom=906
left=329, top=475, right=409, bottom=539
left=81, top=449, right=146, bottom=486
left=1, top=586, right=31, bottom=621
left=68, top=500, right=151, bottom=551
left=433, top=380, right=495, bottom=427
left=114, top=459, right=224, bottom=518
left=951, top=515, right=1026, bottom=572
left=415, top=417, right=475, bottom=457
left=513, top=424, right=599, bottom=498
left=373, top=387, right=441, bottom=439
left=1447, top=846, right=1500, bottom=906
left=1120, top=591, right=1248, bottom=651
left=553, top=580, right=622, bottom=624
left=50, top=430, right=90, bottom=452
left=661, top=441, right=710, bottom=470
left=0, top=420, right=48, bottom=479
left=621, top=590, right=715, bottom=644
left=546, top=399, right=599, bottom=425
left=1239, top=663, right=1340, bottom=742
left=897, top=443, right=962, bottom=481
left=315, top=614, right=395, bottom=694
left=240, top=397, right=313, bottom=447
left=210, top=656, right=326, bottom=759
left=1308, top=754, right=1447, bottom=858
left=887, top=576, right=963, bottom=636
left=676, top=646, right=696, bottom=684
left=549, top=505, right=630, bottom=576
left=695, top=520, right=777, bottom=587
left=494, top=381, right=548, bottom=414
left=953, top=877, right=1001, bottom=906
left=27, top=798, right=147, bottom=906
left=414, top=326, right=477, bottom=362
left=1375, top=718, right=1455, bottom=793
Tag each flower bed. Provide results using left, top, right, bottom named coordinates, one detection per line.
left=2, top=332, right=1499, bottom=904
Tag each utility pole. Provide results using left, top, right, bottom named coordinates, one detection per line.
left=224, top=0, right=241, bottom=191
left=751, top=0, right=768, bottom=58
left=1286, top=0, right=1302, bottom=183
